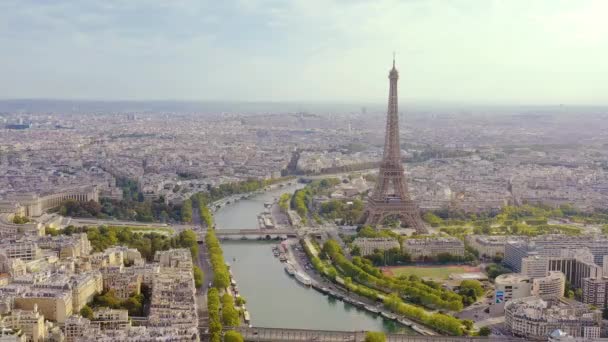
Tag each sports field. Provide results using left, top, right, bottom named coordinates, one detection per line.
left=381, top=265, right=481, bottom=281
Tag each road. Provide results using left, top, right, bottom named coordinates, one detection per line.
left=193, top=205, right=213, bottom=330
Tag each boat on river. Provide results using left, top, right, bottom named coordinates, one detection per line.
left=380, top=312, right=397, bottom=320
left=397, top=318, right=412, bottom=327
left=294, top=272, right=312, bottom=286
left=284, top=263, right=296, bottom=276
left=365, top=305, right=381, bottom=314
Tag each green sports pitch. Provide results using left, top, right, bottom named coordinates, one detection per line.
left=381, top=265, right=479, bottom=281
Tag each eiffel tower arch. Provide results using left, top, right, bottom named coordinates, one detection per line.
left=362, top=57, right=427, bottom=233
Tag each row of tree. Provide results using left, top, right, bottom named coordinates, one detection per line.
left=181, top=199, right=193, bottom=223
left=383, top=293, right=463, bottom=336
left=291, top=188, right=310, bottom=223
left=304, top=240, right=464, bottom=336
left=221, top=293, right=240, bottom=327
left=193, top=265, right=205, bottom=288
left=207, top=284, right=244, bottom=342
left=191, top=192, right=213, bottom=228
left=278, top=193, right=291, bottom=213
left=205, top=229, right=231, bottom=288
left=322, top=240, right=463, bottom=311
left=208, top=288, right=222, bottom=342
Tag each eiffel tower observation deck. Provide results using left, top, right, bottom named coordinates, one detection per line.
left=362, top=57, right=427, bottom=233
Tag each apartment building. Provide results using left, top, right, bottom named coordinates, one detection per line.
left=403, top=237, right=464, bottom=259
left=352, top=238, right=400, bottom=256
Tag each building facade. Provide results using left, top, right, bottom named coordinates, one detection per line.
left=352, top=238, right=400, bottom=256
left=403, top=237, right=464, bottom=259
left=505, top=297, right=601, bottom=339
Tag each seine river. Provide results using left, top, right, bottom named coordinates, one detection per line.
left=215, top=183, right=415, bottom=334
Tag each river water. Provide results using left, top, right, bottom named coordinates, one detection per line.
left=216, top=183, right=415, bottom=334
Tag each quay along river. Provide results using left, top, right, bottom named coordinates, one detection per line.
left=215, top=183, right=416, bottom=334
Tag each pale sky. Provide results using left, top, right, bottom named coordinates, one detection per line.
left=1, top=0, right=607, bottom=105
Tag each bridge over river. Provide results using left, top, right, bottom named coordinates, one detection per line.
left=200, top=327, right=524, bottom=342
left=197, top=228, right=298, bottom=242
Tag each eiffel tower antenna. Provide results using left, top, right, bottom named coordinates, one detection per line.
left=362, top=56, right=427, bottom=232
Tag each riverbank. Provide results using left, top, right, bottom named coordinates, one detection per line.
left=221, top=241, right=413, bottom=333
left=281, top=239, right=424, bottom=335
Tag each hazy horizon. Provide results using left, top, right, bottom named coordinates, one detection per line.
left=1, top=0, right=607, bottom=105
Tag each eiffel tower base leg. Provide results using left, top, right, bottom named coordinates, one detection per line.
left=363, top=206, right=428, bottom=234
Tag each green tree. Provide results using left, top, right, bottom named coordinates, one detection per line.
left=12, top=215, right=30, bottom=224
left=235, top=296, right=246, bottom=306
left=462, top=320, right=474, bottom=331
left=364, top=331, right=386, bottom=342
left=206, top=229, right=231, bottom=289
left=223, top=331, right=244, bottom=342
left=478, top=327, right=491, bottom=336
left=80, top=305, right=94, bottom=320
left=422, top=212, right=443, bottom=227
left=460, top=280, right=484, bottom=299
left=123, top=296, right=143, bottom=316
left=193, top=265, right=204, bottom=288
left=181, top=199, right=193, bottom=223
left=221, top=294, right=240, bottom=327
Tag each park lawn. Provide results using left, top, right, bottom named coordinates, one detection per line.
left=382, top=265, right=472, bottom=281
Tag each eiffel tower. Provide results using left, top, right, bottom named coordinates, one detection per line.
left=362, top=57, right=427, bottom=233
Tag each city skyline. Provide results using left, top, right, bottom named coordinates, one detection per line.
left=2, top=51, right=608, bottom=340
left=1, top=0, right=607, bottom=105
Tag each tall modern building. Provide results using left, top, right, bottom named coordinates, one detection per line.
left=362, top=58, right=426, bottom=233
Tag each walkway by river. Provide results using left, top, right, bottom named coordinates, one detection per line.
left=215, top=184, right=416, bottom=334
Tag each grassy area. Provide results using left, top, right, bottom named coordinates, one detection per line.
left=382, top=265, right=478, bottom=281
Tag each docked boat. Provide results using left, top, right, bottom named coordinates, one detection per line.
left=380, top=312, right=397, bottom=320
left=365, top=306, right=381, bottom=314
left=243, top=310, right=251, bottom=324
left=279, top=254, right=287, bottom=262
left=294, top=272, right=312, bottom=286
left=284, top=263, right=296, bottom=276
